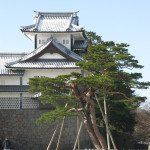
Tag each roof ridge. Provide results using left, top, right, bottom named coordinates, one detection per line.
left=5, top=60, right=80, bottom=69
left=34, top=11, right=79, bottom=14
left=0, top=52, right=27, bottom=56
left=21, top=11, right=83, bottom=32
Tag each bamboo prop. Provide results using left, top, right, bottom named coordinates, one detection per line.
left=104, top=94, right=110, bottom=150
left=77, top=114, right=80, bottom=150
left=46, top=124, right=59, bottom=150
left=73, top=120, right=83, bottom=150
left=47, top=89, right=73, bottom=150
left=95, top=93, right=117, bottom=150
left=56, top=103, right=68, bottom=150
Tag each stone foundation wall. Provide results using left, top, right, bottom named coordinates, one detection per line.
left=0, top=110, right=92, bottom=150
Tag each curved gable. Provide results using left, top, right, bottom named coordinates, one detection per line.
left=20, top=39, right=83, bottom=62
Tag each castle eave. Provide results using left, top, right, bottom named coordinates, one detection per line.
left=0, top=85, right=30, bottom=92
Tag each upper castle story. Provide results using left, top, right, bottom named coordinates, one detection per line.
left=0, top=11, right=87, bottom=79
left=21, top=11, right=87, bottom=53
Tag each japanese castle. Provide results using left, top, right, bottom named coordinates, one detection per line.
left=0, top=11, right=87, bottom=110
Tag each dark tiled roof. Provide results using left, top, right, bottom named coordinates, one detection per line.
left=73, top=40, right=88, bottom=50
left=2, top=39, right=83, bottom=70
left=21, top=12, right=84, bottom=32
left=0, top=53, right=26, bottom=75
left=0, top=85, right=30, bottom=92
left=6, top=59, right=80, bottom=69
left=0, top=70, right=25, bottom=76
left=21, top=24, right=36, bottom=31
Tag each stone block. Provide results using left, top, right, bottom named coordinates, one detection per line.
left=0, top=110, right=91, bottom=150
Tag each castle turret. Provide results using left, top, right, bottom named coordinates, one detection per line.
left=21, top=12, right=87, bottom=54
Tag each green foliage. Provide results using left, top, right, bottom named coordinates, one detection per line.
left=28, top=31, right=150, bottom=134
left=36, top=106, right=78, bottom=123
left=29, top=75, right=80, bottom=108
left=28, top=75, right=80, bottom=123
left=86, top=31, right=102, bottom=46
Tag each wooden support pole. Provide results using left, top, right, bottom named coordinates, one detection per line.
left=73, top=120, right=83, bottom=150
left=104, top=94, right=110, bottom=150
left=56, top=103, right=68, bottom=150
left=56, top=116, right=66, bottom=150
left=95, top=93, right=117, bottom=150
left=77, top=114, right=80, bottom=150
left=46, top=124, right=58, bottom=150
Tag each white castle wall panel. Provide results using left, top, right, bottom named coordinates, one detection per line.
left=37, top=33, right=71, bottom=49
left=0, top=92, right=20, bottom=97
left=54, top=34, right=71, bottom=49
left=22, top=93, right=34, bottom=97
left=38, top=53, right=65, bottom=59
left=0, top=76, right=20, bottom=85
left=23, top=69, right=81, bottom=85
left=0, top=92, right=34, bottom=98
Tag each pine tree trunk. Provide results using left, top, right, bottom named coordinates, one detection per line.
left=73, top=85, right=107, bottom=149
left=82, top=112, right=107, bottom=149
left=79, top=102, right=107, bottom=150
left=83, top=114, right=102, bottom=150
left=90, top=101, right=107, bottom=149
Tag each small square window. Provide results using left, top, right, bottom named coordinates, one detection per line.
left=63, top=40, right=65, bottom=44
left=42, top=40, right=45, bottom=44
left=34, top=76, right=39, bottom=78
left=66, top=40, right=69, bottom=44
left=41, top=76, right=45, bottom=78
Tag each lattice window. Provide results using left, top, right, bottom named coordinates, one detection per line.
left=22, top=97, right=39, bottom=109
left=0, top=97, right=20, bottom=109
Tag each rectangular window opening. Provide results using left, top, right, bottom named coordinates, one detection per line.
left=42, top=40, right=45, bottom=44
left=66, top=40, right=69, bottom=44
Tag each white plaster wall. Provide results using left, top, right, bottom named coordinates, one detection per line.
left=37, top=33, right=51, bottom=48
left=54, top=34, right=71, bottom=49
left=22, top=69, right=81, bottom=85
left=0, top=92, right=20, bottom=97
left=38, top=53, right=65, bottom=59
left=22, top=92, right=34, bottom=97
left=37, top=33, right=71, bottom=50
left=26, top=32, right=85, bottom=49
left=0, top=76, right=20, bottom=85
left=0, top=92, right=33, bottom=98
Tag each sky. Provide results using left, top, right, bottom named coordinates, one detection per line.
left=0, top=0, right=150, bottom=105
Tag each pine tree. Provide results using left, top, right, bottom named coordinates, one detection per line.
left=28, top=32, right=150, bottom=149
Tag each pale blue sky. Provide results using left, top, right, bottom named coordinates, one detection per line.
left=0, top=0, right=150, bottom=101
